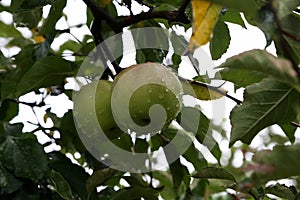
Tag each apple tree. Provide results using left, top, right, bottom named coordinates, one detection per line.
left=0, top=0, right=300, bottom=199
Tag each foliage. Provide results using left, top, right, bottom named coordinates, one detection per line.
left=0, top=0, right=300, bottom=199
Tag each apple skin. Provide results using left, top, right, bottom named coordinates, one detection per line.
left=112, top=62, right=183, bottom=134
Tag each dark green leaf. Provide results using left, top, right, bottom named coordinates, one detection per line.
left=110, top=186, right=160, bottom=200
left=252, top=144, right=300, bottom=183
left=230, top=79, right=300, bottom=146
left=179, top=107, right=222, bottom=162
left=169, top=158, right=184, bottom=189
left=210, top=18, right=230, bottom=60
left=13, top=8, right=42, bottom=29
left=134, top=138, right=148, bottom=153
left=205, top=0, right=262, bottom=16
left=39, top=0, right=67, bottom=35
left=0, top=122, right=23, bottom=137
left=86, top=168, right=116, bottom=194
left=50, top=170, right=73, bottom=200
left=183, top=143, right=208, bottom=171
left=265, top=184, right=297, bottom=200
left=279, top=124, right=297, bottom=143
left=16, top=56, right=77, bottom=97
left=0, top=21, right=22, bottom=38
left=222, top=9, right=246, bottom=28
left=0, top=134, right=48, bottom=180
left=193, top=167, right=236, bottom=182
left=218, top=68, right=266, bottom=89
left=0, top=163, right=23, bottom=194
left=0, top=99, right=18, bottom=122
left=218, top=49, right=300, bottom=92
left=49, top=151, right=89, bottom=199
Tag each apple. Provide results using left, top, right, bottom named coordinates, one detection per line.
left=74, top=80, right=121, bottom=140
left=111, top=62, right=183, bottom=135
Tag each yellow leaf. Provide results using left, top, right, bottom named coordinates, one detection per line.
left=189, top=0, right=221, bottom=51
left=32, top=29, right=45, bottom=44
left=181, top=79, right=226, bottom=100
left=34, top=35, right=45, bottom=44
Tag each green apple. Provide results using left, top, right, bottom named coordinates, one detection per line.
left=111, top=62, right=183, bottom=135
left=74, top=80, right=121, bottom=140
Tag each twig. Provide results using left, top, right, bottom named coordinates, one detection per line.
left=178, top=0, right=191, bottom=14
left=291, top=121, right=300, bottom=128
left=179, top=76, right=243, bottom=105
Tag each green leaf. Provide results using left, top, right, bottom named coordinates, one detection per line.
left=0, top=21, right=22, bottom=38
left=193, top=167, right=236, bottom=182
left=179, top=107, right=222, bottom=162
left=0, top=99, right=18, bottom=122
left=279, top=124, right=297, bottom=143
left=204, top=0, right=262, bottom=16
left=218, top=68, right=266, bottom=89
left=0, top=122, right=23, bottom=137
left=110, top=186, right=160, bottom=200
left=222, top=9, right=246, bottom=28
left=39, top=0, right=67, bottom=35
left=0, top=134, right=48, bottom=180
left=265, top=184, right=297, bottom=200
left=0, top=163, right=23, bottom=194
left=86, top=168, right=116, bottom=195
left=50, top=170, right=73, bottom=200
left=13, top=8, right=42, bottom=29
left=218, top=49, right=300, bottom=92
left=169, top=159, right=184, bottom=189
left=49, top=152, right=89, bottom=199
left=183, top=143, right=208, bottom=171
left=210, top=18, right=230, bottom=60
left=272, top=0, right=300, bottom=20
left=252, top=144, right=300, bottom=183
left=230, top=79, right=300, bottom=146
left=16, top=56, right=77, bottom=97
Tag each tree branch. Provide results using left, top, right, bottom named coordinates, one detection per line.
left=83, top=0, right=190, bottom=33
left=291, top=121, right=300, bottom=128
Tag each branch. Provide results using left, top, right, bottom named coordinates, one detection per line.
left=178, top=0, right=191, bottom=14
left=291, top=121, right=300, bottom=128
left=83, top=0, right=190, bottom=33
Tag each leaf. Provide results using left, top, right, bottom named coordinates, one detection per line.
left=13, top=8, right=42, bottom=29
left=0, top=99, right=19, bottom=122
left=86, top=168, right=116, bottom=194
left=205, top=0, right=262, bottom=16
left=181, top=79, right=226, bottom=100
left=183, top=143, right=208, bottom=171
left=16, top=56, right=77, bottom=97
left=218, top=68, right=267, bottom=90
left=0, top=163, right=23, bottom=194
left=271, top=0, right=300, bottom=20
left=39, top=0, right=67, bottom=35
left=50, top=170, right=73, bottom=200
left=209, top=18, right=230, bottom=60
left=222, top=8, right=246, bottom=28
left=0, top=21, right=22, bottom=38
left=251, top=144, right=300, bottom=183
left=279, top=124, right=297, bottom=143
left=189, top=1, right=222, bottom=51
left=110, top=186, right=160, bottom=200
left=0, top=134, right=48, bottom=180
left=193, top=167, right=236, bottom=182
left=169, top=159, right=184, bottom=189
left=230, top=79, right=300, bottom=146
left=265, top=184, right=297, bottom=200
left=218, top=49, right=300, bottom=92
left=179, top=107, right=222, bottom=162
left=48, top=152, right=89, bottom=199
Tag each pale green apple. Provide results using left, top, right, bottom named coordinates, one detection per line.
left=111, top=62, right=183, bottom=134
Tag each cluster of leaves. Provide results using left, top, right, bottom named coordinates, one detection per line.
left=0, top=0, right=299, bottom=199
